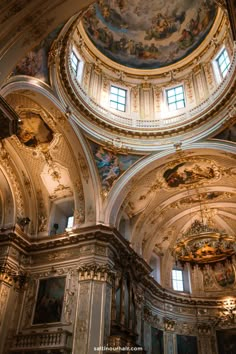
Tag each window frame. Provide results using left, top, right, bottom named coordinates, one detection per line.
left=109, top=85, right=127, bottom=113
left=70, top=50, right=80, bottom=76
left=66, top=215, right=74, bottom=229
left=166, top=85, right=186, bottom=112
left=213, top=47, right=231, bottom=84
left=172, top=267, right=191, bottom=293
left=216, top=47, right=230, bottom=79
left=172, top=269, right=184, bottom=292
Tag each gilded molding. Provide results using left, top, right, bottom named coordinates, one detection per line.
left=0, top=272, right=14, bottom=286
left=163, top=318, right=177, bottom=331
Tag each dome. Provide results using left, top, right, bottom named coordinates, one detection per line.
left=55, top=2, right=234, bottom=148
left=82, top=0, right=217, bottom=69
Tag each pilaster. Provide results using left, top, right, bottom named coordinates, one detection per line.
left=73, top=264, right=113, bottom=354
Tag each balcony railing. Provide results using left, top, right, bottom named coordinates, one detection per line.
left=66, top=44, right=236, bottom=132
left=10, top=330, right=72, bottom=352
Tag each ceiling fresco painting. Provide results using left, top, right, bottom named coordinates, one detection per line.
left=89, top=140, right=143, bottom=191
left=82, top=0, right=217, bottom=69
left=179, top=191, right=225, bottom=205
left=163, top=160, right=219, bottom=188
left=13, top=25, right=64, bottom=83
left=17, top=111, right=53, bottom=148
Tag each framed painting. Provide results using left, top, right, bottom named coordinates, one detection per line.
left=217, top=329, right=236, bottom=354
left=33, top=276, right=66, bottom=324
left=214, top=264, right=235, bottom=288
left=151, top=327, right=164, bottom=354
left=177, top=335, right=198, bottom=354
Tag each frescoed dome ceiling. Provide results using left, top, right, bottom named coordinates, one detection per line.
left=82, top=0, right=217, bottom=69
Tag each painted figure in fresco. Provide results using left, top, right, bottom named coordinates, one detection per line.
left=145, top=12, right=185, bottom=41
left=214, top=265, right=235, bottom=287
left=83, top=1, right=216, bottom=69
left=13, top=25, right=63, bottom=82
left=179, top=29, right=194, bottom=49
left=163, top=162, right=215, bottom=187
left=95, top=147, right=112, bottom=168
left=14, top=50, right=44, bottom=77
left=104, top=157, right=120, bottom=187
left=92, top=143, right=141, bottom=191
left=17, top=112, right=53, bottom=148
left=180, top=191, right=221, bottom=206
left=94, top=146, right=121, bottom=189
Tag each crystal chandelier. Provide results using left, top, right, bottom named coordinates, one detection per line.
left=172, top=219, right=236, bottom=269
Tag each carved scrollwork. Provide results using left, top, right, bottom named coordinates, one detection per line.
left=197, top=323, right=212, bottom=335
left=77, top=263, right=115, bottom=282
left=163, top=317, right=176, bottom=331
left=64, top=289, right=75, bottom=324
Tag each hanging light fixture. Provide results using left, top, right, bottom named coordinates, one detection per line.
left=172, top=189, right=236, bottom=269
left=172, top=219, right=236, bottom=269
left=215, top=298, right=236, bottom=326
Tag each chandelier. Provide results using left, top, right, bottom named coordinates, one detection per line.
left=216, top=298, right=236, bottom=326
left=172, top=219, right=236, bottom=269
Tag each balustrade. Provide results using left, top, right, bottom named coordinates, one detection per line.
left=11, top=330, right=72, bottom=352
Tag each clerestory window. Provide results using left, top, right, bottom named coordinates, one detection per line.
left=166, top=85, right=185, bottom=111
left=70, top=50, right=80, bottom=75
left=172, top=269, right=184, bottom=291
left=216, top=48, right=230, bottom=78
left=110, top=86, right=127, bottom=112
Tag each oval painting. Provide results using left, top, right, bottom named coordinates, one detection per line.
left=82, top=0, right=217, bottom=69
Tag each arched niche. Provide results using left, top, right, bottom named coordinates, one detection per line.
left=49, top=196, right=75, bottom=235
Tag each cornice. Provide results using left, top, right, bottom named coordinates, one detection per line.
left=0, top=224, right=233, bottom=309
